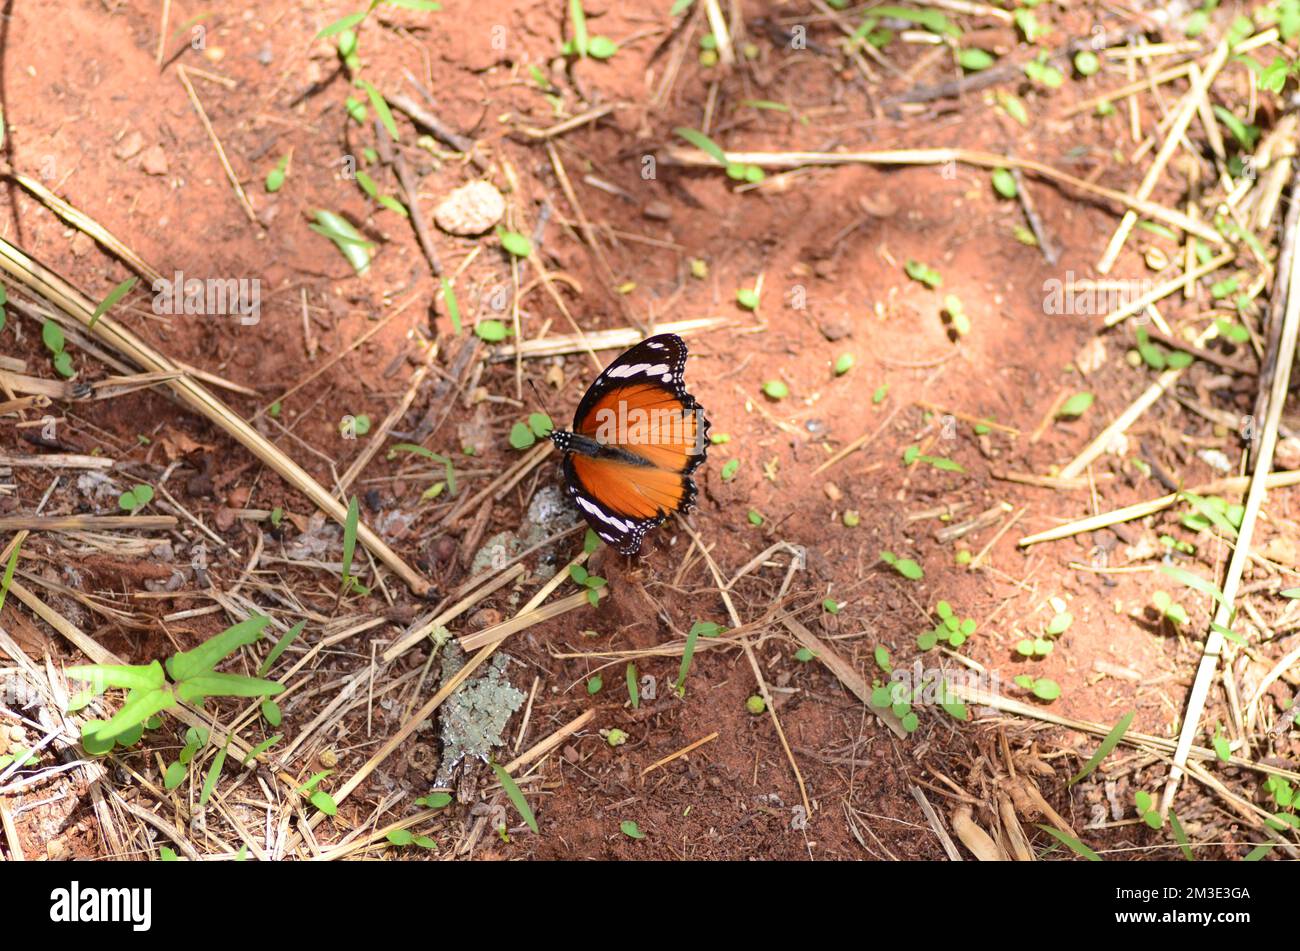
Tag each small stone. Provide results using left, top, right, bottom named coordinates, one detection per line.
left=69, top=232, right=95, bottom=257
left=642, top=200, right=672, bottom=221
left=142, top=146, right=169, bottom=176
left=818, top=318, right=852, bottom=342
left=824, top=482, right=842, bottom=502
left=433, top=181, right=505, bottom=236
left=115, top=131, right=144, bottom=160
left=319, top=749, right=338, bottom=768
left=467, top=608, right=502, bottom=630
left=858, top=191, right=897, bottom=218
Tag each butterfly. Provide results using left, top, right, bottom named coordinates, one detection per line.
left=549, top=334, right=710, bottom=555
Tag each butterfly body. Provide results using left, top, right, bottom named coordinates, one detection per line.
left=550, top=334, right=709, bottom=555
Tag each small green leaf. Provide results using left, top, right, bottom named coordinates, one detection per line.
left=90, top=276, right=140, bottom=329
left=1031, top=678, right=1061, bottom=701
left=957, top=48, right=995, bottom=71
left=258, top=620, right=306, bottom=677
left=199, top=745, right=227, bottom=808
left=1057, top=392, right=1094, bottom=418
left=475, top=319, right=509, bottom=342
left=509, top=422, right=536, bottom=449
left=904, top=259, right=942, bottom=288
left=1037, top=824, right=1101, bottom=861
left=169, top=614, right=270, bottom=683
left=991, top=168, right=1017, bottom=198
left=1069, top=711, right=1134, bottom=785
left=492, top=763, right=538, bottom=832
left=355, top=79, right=400, bottom=142
left=1073, top=50, right=1100, bottom=76
left=311, top=790, right=338, bottom=816
left=621, top=819, right=645, bottom=839
left=261, top=699, right=282, bottom=726
left=317, top=11, right=367, bottom=38
left=498, top=228, right=533, bottom=258
left=588, top=35, right=618, bottom=59
left=673, top=127, right=727, bottom=165
left=762, top=380, right=789, bottom=400
left=42, top=320, right=65, bottom=354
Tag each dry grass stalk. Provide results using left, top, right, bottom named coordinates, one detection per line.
left=677, top=518, right=810, bottom=813
left=383, top=563, right=525, bottom=661
left=3, top=171, right=163, bottom=284
left=640, top=731, right=719, bottom=777
left=492, top=317, right=732, bottom=359
left=783, top=618, right=907, bottom=738
left=1101, top=251, right=1235, bottom=327
left=1096, top=39, right=1230, bottom=273
left=459, top=587, right=597, bottom=652
left=176, top=64, right=259, bottom=225
left=0, top=236, right=430, bottom=596
left=1059, top=325, right=1216, bottom=480
left=0, top=515, right=177, bottom=532
left=1161, top=175, right=1300, bottom=813
left=0, top=453, right=112, bottom=470
left=503, top=709, right=595, bottom=774
left=1019, top=471, right=1300, bottom=547
left=663, top=146, right=1223, bottom=244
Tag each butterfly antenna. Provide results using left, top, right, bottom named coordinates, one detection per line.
left=526, top=378, right=556, bottom=426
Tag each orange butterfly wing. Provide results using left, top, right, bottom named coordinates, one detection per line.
left=557, top=334, right=709, bottom=554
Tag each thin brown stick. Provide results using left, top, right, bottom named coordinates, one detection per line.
left=176, top=65, right=258, bottom=226
left=640, top=732, right=719, bottom=776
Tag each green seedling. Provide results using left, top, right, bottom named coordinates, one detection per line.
left=1014, top=674, right=1061, bottom=701
left=339, top=495, right=370, bottom=596
left=68, top=615, right=285, bottom=780
left=388, top=443, right=458, bottom=496
left=509, top=413, right=554, bottom=449
left=90, top=276, right=139, bottom=330
left=918, top=600, right=976, bottom=650
left=492, top=761, right=538, bottom=833
left=957, top=47, right=994, bottom=71
left=879, top=550, right=923, bottom=580
left=498, top=228, right=532, bottom=258
left=440, top=278, right=463, bottom=334
left=387, top=829, right=438, bottom=850
left=41, top=320, right=75, bottom=379
left=265, top=153, right=290, bottom=192
left=118, top=484, right=155, bottom=515
left=620, top=820, right=645, bottom=839
left=674, top=127, right=764, bottom=182
left=1152, top=590, right=1189, bottom=627
left=1056, top=392, right=1094, bottom=418
left=1024, top=52, right=1064, bottom=88
left=904, top=259, right=942, bottom=288
left=761, top=379, right=788, bottom=399
left=1134, top=790, right=1163, bottom=829
left=569, top=563, right=606, bottom=607
left=474, top=319, right=510, bottom=342
left=310, top=210, right=373, bottom=274
left=990, top=168, right=1017, bottom=198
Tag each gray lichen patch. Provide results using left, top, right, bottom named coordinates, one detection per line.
left=433, top=641, right=526, bottom=789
